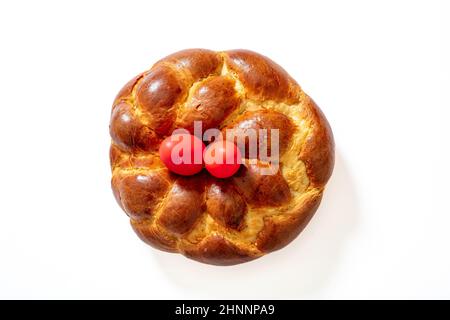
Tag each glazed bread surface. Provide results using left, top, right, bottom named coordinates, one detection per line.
left=110, top=49, right=334, bottom=265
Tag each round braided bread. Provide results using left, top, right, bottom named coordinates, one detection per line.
left=109, top=49, right=334, bottom=265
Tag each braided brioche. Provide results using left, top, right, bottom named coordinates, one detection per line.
left=109, top=49, right=334, bottom=265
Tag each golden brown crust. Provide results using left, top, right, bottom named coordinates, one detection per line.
left=114, top=73, right=145, bottom=103
left=109, top=144, right=122, bottom=169
left=155, top=48, right=222, bottom=81
left=181, top=234, right=260, bottom=266
left=224, top=110, right=295, bottom=158
left=225, top=49, right=300, bottom=103
left=157, top=176, right=206, bottom=235
left=256, top=191, right=322, bottom=252
left=110, top=101, right=160, bottom=152
left=205, top=181, right=247, bottom=230
left=136, top=65, right=185, bottom=136
left=232, top=160, right=291, bottom=207
left=299, top=97, right=335, bottom=188
left=112, top=171, right=170, bottom=221
left=110, top=49, right=334, bottom=265
left=178, top=76, right=240, bottom=132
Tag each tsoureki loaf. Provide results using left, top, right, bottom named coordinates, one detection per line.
left=109, top=49, right=334, bottom=265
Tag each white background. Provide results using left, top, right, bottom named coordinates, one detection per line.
left=0, top=0, right=448, bottom=299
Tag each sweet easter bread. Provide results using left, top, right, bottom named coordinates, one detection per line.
left=110, top=49, right=334, bottom=265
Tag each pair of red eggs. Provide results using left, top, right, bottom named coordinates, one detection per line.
left=159, top=134, right=242, bottom=178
